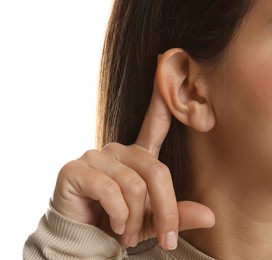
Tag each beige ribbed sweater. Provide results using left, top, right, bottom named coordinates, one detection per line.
left=23, top=203, right=216, bottom=259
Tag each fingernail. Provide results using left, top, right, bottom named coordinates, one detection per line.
left=165, top=231, right=177, bottom=250
left=115, top=224, right=126, bottom=235
left=128, top=234, right=139, bottom=247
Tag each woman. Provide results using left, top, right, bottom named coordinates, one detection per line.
left=24, top=0, right=272, bottom=259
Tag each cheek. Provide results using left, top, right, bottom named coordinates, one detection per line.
left=213, top=32, right=272, bottom=124
left=214, top=13, right=272, bottom=120
left=210, top=48, right=272, bottom=166
left=207, top=6, right=272, bottom=169
left=230, top=51, right=272, bottom=124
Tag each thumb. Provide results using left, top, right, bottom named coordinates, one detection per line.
left=177, top=201, right=215, bottom=231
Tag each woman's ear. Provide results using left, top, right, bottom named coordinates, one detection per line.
left=156, top=48, right=216, bottom=132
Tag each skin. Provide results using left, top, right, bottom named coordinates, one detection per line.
left=52, top=0, right=272, bottom=258
left=178, top=0, right=272, bottom=259
left=52, top=56, right=215, bottom=251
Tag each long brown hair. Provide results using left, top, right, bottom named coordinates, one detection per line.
left=97, top=0, right=254, bottom=200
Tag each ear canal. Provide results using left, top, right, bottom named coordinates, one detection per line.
left=156, top=48, right=216, bottom=132
left=187, top=87, right=206, bottom=104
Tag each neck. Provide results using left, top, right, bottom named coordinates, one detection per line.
left=181, top=129, right=272, bottom=259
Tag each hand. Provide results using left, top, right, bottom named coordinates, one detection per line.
left=52, top=61, right=215, bottom=250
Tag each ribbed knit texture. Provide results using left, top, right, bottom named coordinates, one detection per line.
left=23, top=202, right=216, bottom=259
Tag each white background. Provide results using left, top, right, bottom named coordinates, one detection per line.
left=0, top=1, right=113, bottom=258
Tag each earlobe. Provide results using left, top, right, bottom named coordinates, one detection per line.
left=156, top=48, right=216, bottom=132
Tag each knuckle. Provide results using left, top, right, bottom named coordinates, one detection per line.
left=112, top=208, right=129, bottom=223
left=125, top=224, right=142, bottom=235
left=101, top=180, right=120, bottom=197
left=58, top=160, right=79, bottom=178
left=103, top=142, right=118, bottom=151
left=157, top=211, right=179, bottom=226
left=57, top=160, right=82, bottom=191
left=102, top=142, right=124, bottom=156
left=82, top=149, right=98, bottom=159
left=125, top=177, right=147, bottom=197
left=147, top=162, right=170, bottom=179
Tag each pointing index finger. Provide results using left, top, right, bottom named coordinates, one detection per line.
left=135, top=60, right=172, bottom=158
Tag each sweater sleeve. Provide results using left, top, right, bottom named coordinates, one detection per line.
left=23, top=201, right=127, bottom=260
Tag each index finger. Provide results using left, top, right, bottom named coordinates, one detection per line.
left=135, top=55, right=172, bottom=158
